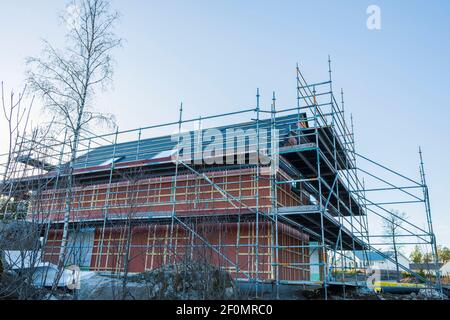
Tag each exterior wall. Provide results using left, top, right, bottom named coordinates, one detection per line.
left=29, top=168, right=307, bottom=224
left=42, top=221, right=310, bottom=282
left=29, top=168, right=277, bottom=223
left=276, top=170, right=309, bottom=208
left=277, top=224, right=310, bottom=281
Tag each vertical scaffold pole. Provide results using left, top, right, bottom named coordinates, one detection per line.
left=42, top=129, right=69, bottom=267
left=338, top=88, right=347, bottom=285
left=169, top=102, right=184, bottom=264
left=348, top=113, right=359, bottom=284
left=271, top=91, right=280, bottom=298
left=419, top=147, right=443, bottom=298
left=328, top=56, right=340, bottom=287
left=255, top=88, right=261, bottom=297
left=313, top=83, right=328, bottom=299
left=85, top=139, right=91, bottom=169
left=136, top=128, right=142, bottom=161
left=296, top=63, right=302, bottom=127
left=97, top=128, right=119, bottom=270
left=328, top=56, right=345, bottom=290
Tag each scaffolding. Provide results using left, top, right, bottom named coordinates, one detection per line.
left=0, top=59, right=444, bottom=299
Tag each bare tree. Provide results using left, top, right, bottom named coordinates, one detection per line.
left=383, top=210, right=407, bottom=281
left=26, top=0, right=122, bottom=278
left=0, top=83, right=33, bottom=216
left=0, top=82, right=63, bottom=300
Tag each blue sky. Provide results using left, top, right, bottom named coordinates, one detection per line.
left=0, top=0, right=449, bottom=248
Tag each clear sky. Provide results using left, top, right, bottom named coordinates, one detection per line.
left=0, top=0, right=449, bottom=249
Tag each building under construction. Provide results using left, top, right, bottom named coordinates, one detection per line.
left=0, top=62, right=443, bottom=298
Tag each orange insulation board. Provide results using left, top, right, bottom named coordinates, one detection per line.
left=29, top=168, right=305, bottom=222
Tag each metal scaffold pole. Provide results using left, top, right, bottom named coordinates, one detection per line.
left=271, top=91, right=280, bottom=299
left=328, top=56, right=345, bottom=291
left=255, top=88, right=261, bottom=298
left=96, top=128, right=119, bottom=270
left=169, top=102, right=184, bottom=264
left=313, top=83, right=328, bottom=299
left=419, top=147, right=443, bottom=298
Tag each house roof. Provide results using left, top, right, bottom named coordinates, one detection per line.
left=73, top=113, right=307, bottom=170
